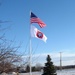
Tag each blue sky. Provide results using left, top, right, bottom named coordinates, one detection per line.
left=0, top=0, right=75, bottom=66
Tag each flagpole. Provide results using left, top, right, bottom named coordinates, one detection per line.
left=30, top=39, right=32, bottom=75
left=29, top=11, right=47, bottom=75
left=29, top=11, right=32, bottom=75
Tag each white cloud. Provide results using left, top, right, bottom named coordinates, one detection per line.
left=22, top=50, right=75, bottom=66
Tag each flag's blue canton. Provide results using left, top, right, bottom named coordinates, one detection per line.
left=31, top=12, right=37, bottom=18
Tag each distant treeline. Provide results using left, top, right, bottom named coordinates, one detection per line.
left=55, top=65, right=75, bottom=70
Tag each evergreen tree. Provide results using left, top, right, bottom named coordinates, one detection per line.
left=42, top=55, right=57, bottom=75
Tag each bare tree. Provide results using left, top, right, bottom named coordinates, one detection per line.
left=0, top=2, right=24, bottom=72
left=0, top=26, right=22, bottom=72
left=0, top=38, right=22, bottom=72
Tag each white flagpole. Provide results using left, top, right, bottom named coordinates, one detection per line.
left=29, top=11, right=32, bottom=75
left=30, top=40, right=32, bottom=75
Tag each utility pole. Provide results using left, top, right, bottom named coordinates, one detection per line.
left=60, top=52, right=62, bottom=71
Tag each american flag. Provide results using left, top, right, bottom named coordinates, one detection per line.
left=30, top=12, right=46, bottom=28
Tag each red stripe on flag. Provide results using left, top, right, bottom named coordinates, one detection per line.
left=30, top=18, right=46, bottom=28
